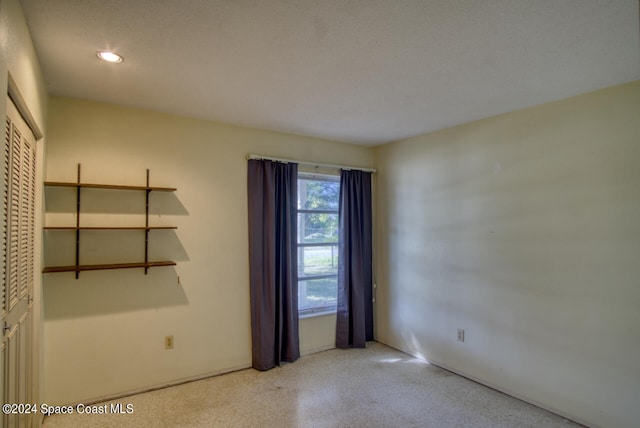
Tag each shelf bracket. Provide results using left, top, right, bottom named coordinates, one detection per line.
left=75, top=163, right=81, bottom=279
left=144, top=169, right=150, bottom=274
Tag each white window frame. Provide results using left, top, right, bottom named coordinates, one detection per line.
left=297, top=172, right=340, bottom=317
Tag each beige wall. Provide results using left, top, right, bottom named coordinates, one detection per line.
left=374, top=81, right=640, bottom=428
left=43, top=96, right=373, bottom=404
left=0, top=0, right=48, bottom=128
left=0, top=0, right=48, bottom=425
left=10, top=0, right=639, bottom=420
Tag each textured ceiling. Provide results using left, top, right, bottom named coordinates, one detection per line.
left=20, top=0, right=640, bottom=146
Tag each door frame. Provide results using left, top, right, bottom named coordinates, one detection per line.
left=2, top=73, right=44, bottom=428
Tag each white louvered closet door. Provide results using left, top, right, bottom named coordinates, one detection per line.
left=2, top=96, right=37, bottom=428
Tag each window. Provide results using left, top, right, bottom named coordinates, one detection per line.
left=297, top=174, right=339, bottom=315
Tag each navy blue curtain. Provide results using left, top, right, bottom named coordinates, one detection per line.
left=336, top=169, right=373, bottom=348
left=247, top=159, right=299, bottom=370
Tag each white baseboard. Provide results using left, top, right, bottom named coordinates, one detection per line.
left=377, top=340, right=592, bottom=428
left=301, top=344, right=335, bottom=357
left=69, top=363, right=252, bottom=407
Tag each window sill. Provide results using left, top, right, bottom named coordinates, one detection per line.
left=299, top=309, right=336, bottom=319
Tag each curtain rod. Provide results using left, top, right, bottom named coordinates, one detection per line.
left=247, top=154, right=376, bottom=173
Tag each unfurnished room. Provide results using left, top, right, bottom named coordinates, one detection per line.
left=0, top=0, right=639, bottom=427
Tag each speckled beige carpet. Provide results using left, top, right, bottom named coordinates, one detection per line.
left=43, top=342, right=581, bottom=427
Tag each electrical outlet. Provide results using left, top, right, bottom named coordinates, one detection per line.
left=457, top=329, right=465, bottom=342
left=165, top=335, right=174, bottom=349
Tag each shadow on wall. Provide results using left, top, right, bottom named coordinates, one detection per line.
left=45, top=186, right=188, bottom=216
left=42, top=184, right=191, bottom=320
left=43, top=267, right=189, bottom=320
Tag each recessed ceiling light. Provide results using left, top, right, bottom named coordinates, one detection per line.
left=96, top=51, right=124, bottom=63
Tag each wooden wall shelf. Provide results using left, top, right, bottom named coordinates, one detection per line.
left=44, top=181, right=176, bottom=192
left=43, top=261, right=176, bottom=273
left=44, top=226, right=177, bottom=230
left=43, top=164, right=178, bottom=278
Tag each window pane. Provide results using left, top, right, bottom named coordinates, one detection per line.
left=298, top=179, right=339, bottom=211
left=298, top=213, right=338, bottom=243
left=297, top=175, right=340, bottom=315
left=298, top=277, right=337, bottom=312
left=298, top=245, right=338, bottom=277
